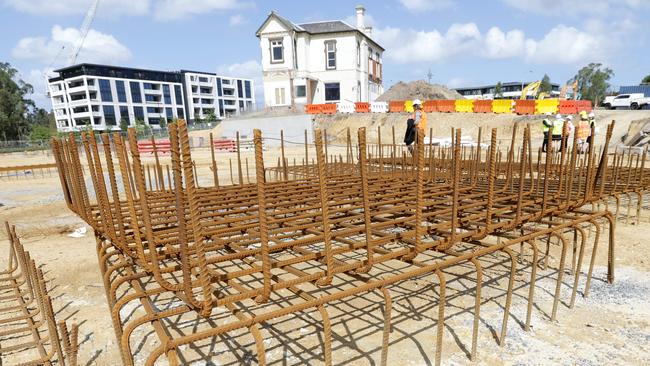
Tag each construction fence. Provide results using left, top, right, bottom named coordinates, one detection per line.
left=306, top=99, right=593, bottom=116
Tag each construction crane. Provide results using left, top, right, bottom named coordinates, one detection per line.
left=68, top=0, right=100, bottom=65
left=520, top=80, right=541, bottom=100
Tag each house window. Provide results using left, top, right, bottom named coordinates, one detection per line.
left=274, top=87, right=286, bottom=105
left=295, top=85, right=306, bottom=98
left=357, top=41, right=361, bottom=67
left=325, top=41, right=336, bottom=70
left=324, top=83, right=340, bottom=102
left=270, top=39, right=284, bottom=63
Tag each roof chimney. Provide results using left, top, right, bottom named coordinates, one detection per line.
left=356, top=5, right=365, bottom=30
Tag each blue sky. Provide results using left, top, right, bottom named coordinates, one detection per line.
left=1, top=0, right=648, bottom=108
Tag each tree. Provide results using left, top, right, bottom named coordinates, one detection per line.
left=159, top=118, right=167, bottom=130
left=494, top=82, right=504, bottom=99
left=204, top=110, right=217, bottom=123
left=135, top=119, right=150, bottom=137
left=642, top=75, right=650, bottom=85
left=539, top=74, right=552, bottom=96
left=571, top=63, right=614, bottom=105
left=29, top=125, right=51, bottom=141
left=0, top=62, right=34, bottom=140
left=119, top=118, right=129, bottom=132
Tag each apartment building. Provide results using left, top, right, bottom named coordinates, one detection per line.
left=454, top=82, right=560, bottom=100
left=256, top=5, right=384, bottom=108
left=48, top=63, right=255, bottom=132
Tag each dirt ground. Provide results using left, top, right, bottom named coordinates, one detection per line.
left=1, top=119, right=650, bottom=365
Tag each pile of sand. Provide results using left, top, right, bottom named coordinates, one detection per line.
left=377, top=80, right=464, bottom=102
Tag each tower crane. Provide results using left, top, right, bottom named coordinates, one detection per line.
left=69, top=0, right=100, bottom=65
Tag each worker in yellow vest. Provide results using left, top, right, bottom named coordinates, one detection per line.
left=541, top=112, right=553, bottom=152
left=576, top=111, right=590, bottom=153
left=552, top=113, right=564, bottom=151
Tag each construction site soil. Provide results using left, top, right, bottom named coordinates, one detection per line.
left=1, top=110, right=649, bottom=365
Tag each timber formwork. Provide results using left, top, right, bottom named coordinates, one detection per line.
left=0, top=222, right=79, bottom=365
left=49, top=119, right=649, bottom=365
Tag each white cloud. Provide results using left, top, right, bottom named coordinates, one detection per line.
left=229, top=14, right=246, bottom=26
left=154, top=0, right=252, bottom=21
left=399, top=0, right=455, bottom=12
left=2, top=0, right=150, bottom=17
left=375, top=22, right=611, bottom=65
left=12, top=25, right=132, bottom=66
left=500, top=0, right=648, bottom=16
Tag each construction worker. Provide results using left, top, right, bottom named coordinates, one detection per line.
left=541, top=112, right=553, bottom=152
left=587, top=112, right=596, bottom=148
left=552, top=113, right=564, bottom=151
left=563, top=115, right=574, bottom=151
left=576, top=111, right=590, bottom=153
left=408, top=99, right=427, bottom=155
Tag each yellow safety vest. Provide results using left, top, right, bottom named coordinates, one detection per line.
left=542, top=119, right=550, bottom=133
left=552, top=119, right=564, bottom=135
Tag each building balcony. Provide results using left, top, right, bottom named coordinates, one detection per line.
left=67, top=85, right=93, bottom=94
left=71, top=111, right=102, bottom=119
left=221, top=83, right=235, bottom=89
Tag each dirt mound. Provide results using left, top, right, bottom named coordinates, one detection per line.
left=377, top=80, right=463, bottom=102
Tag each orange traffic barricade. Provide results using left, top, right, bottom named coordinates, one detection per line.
left=389, top=101, right=405, bottom=113
left=437, top=100, right=456, bottom=113
left=423, top=100, right=437, bottom=112
left=576, top=100, right=592, bottom=113
left=355, top=102, right=370, bottom=113
left=321, top=104, right=337, bottom=114
left=305, top=104, right=323, bottom=114
left=473, top=100, right=493, bottom=113
left=514, top=100, right=536, bottom=115
left=559, top=100, right=578, bottom=114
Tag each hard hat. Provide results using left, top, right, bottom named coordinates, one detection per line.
left=588, top=112, right=595, bottom=118
left=412, top=99, right=422, bottom=106
left=579, top=111, right=588, bottom=119
left=545, top=112, right=553, bottom=116
left=555, top=114, right=562, bottom=119
left=566, top=115, right=573, bottom=120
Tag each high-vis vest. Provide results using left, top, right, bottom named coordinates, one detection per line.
left=542, top=119, right=551, bottom=133
left=413, top=110, right=428, bottom=133
left=552, top=119, right=564, bottom=135
left=576, top=119, right=589, bottom=140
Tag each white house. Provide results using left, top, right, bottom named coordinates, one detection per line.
left=256, top=5, right=384, bottom=108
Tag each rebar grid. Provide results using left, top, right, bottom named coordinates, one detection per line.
left=0, top=222, right=79, bottom=366
left=48, top=119, right=650, bottom=365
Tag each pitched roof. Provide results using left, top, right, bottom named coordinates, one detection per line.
left=297, top=21, right=356, bottom=34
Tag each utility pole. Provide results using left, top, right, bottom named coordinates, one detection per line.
left=427, top=69, right=433, bottom=84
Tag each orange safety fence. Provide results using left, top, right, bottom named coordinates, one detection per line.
left=389, top=101, right=405, bottom=113
left=559, top=100, right=578, bottom=114
left=322, top=104, right=337, bottom=114
left=514, top=100, right=536, bottom=115
left=576, top=100, right=592, bottom=113
left=423, top=100, right=437, bottom=112
left=437, top=100, right=456, bottom=113
left=213, top=139, right=237, bottom=152
left=137, top=140, right=171, bottom=154
left=305, top=104, right=323, bottom=114
left=473, top=100, right=493, bottom=113
left=355, top=102, right=370, bottom=113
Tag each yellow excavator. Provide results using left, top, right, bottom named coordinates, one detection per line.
left=559, top=80, right=579, bottom=100
left=520, top=81, right=541, bottom=100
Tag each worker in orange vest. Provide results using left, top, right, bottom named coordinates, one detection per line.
left=576, top=111, right=590, bottom=153
left=408, top=99, right=427, bottom=155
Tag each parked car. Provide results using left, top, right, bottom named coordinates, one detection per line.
left=602, top=93, right=645, bottom=109
left=630, top=97, right=650, bottom=110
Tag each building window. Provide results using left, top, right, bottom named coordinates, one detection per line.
left=357, top=41, right=361, bottom=67
left=130, top=82, right=142, bottom=103
left=119, top=106, right=130, bottom=124
left=116, top=80, right=127, bottom=103
left=198, top=76, right=208, bottom=83
left=103, top=105, right=116, bottom=126
left=245, top=80, right=251, bottom=99
left=218, top=100, right=224, bottom=116
left=174, top=85, right=183, bottom=105
left=217, top=78, right=223, bottom=97
left=237, top=80, right=243, bottom=98
left=270, top=39, right=284, bottom=63
left=163, top=85, right=172, bottom=104
left=177, top=108, right=185, bottom=120
left=99, top=79, right=112, bottom=102
left=239, top=101, right=244, bottom=111
left=274, top=87, right=286, bottom=105
left=324, top=83, right=340, bottom=102
left=166, top=107, right=173, bottom=120
left=133, top=106, right=144, bottom=120
left=325, top=41, right=337, bottom=70
left=295, top=85, right=306, bottom=98
left=147, top=107, right=160, bottom=114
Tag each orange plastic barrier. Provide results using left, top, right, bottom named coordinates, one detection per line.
left=137, top=140, right=171, bottom=155
left=389, top=101, right=405, bottom=113
left=437, top=100, right=456, bottom=113
left=355, top=102, right=370, bottom=113
left=576, top=100, right=592, bottom=113
left=305, top=104, right=323, bottom=114
left=322, top=104, right=337, bottom=114
left=423, top=100, right=437, bottom=112
left=212, top=139, right=237, bottom=152
left=473, top=100, right=493, bottom=113
left=514, top=100, right=536, bottom=115
left=559, top=100, right=578, bottom=114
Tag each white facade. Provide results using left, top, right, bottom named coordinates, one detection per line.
left=256, top=6, right=384, bottom=108
left=48, top=64, right=255, bottom=132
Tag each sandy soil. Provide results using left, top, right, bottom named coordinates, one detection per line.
left=1, top=119, right=650, bottom=365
